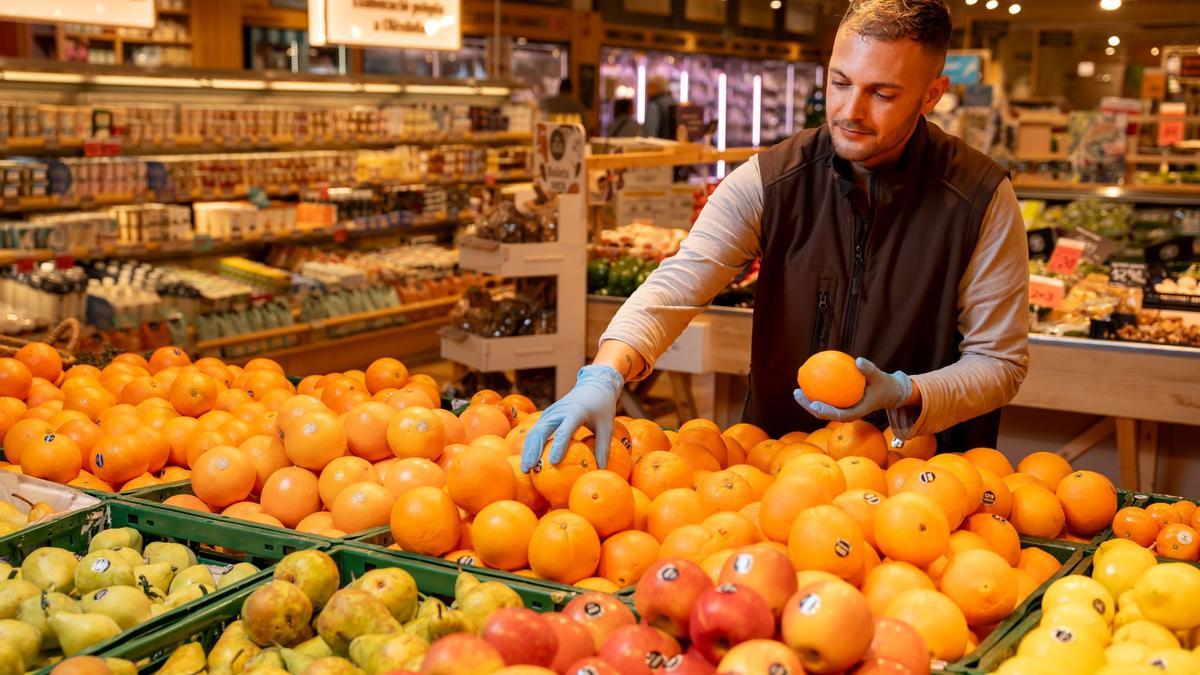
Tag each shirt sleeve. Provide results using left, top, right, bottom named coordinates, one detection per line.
left=598, top=156, right=764, bottom=379
left=893, top=178, right=1031, bottom=440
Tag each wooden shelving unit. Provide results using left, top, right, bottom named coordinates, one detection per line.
left=55, top=3, right=194, bottom=67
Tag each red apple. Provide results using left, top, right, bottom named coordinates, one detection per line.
left=864, top=618, right=930, bottom=675
left=564, top=658, right=623, bottom=675
left=481, top=607, right=560, bottom=667
left=781, top=580, right=875, bottom=674
left=563, top=592, right=637, bottom=650
left=545, top=613, right=597, bottom=674
left=599, top=624, right=682, bottom=675
left=420, top=634, right=505, bottom=674
left=633, top=558, right=714, bottom=639
left=654, top=650, right=717, bottom=674
left=853, top=657, right=916, bottom=674
left=717, top=545, right=798, bottom=619
left=688, top=583, right=776, bottom=665
left=715, top=639, right=806, bottom=675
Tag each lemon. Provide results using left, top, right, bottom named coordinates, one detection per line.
left=1095, top=665, right=1166, bottom=675
left=1017, top=624, right=1107, bottom=675
left=1092, top=543, right=1156, bottom=599
left=1106, top=641, right=1153, bottom=665
left=1095, top=537, right=1144, bottom=562
left=1147, top=647, right=1200, bottom=674
left=1118, top=589, right=1139, bottom=611
left=993, top=655, right=1059, bottom=675
left=1044, top=575, right=1116, bottom=625
left=1133, top=563, right=1200, bottom=631
left=1113, top=620, right=1182, bottom=650
left=1041, top=604, right=1112, bottom=646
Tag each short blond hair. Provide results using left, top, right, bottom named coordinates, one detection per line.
left=840, top=0, right=953, bottom=57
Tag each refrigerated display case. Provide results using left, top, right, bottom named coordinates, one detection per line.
left=363, top=38, right=566, bottom=101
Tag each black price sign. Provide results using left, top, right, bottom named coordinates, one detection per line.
left=1109, top=262, right=1147, bottom=288
left=1072, top=226, right=1118, bottom=265
left=1026, top=227, right=1056, bottom=260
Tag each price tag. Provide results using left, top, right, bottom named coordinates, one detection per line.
left=1109, top=262, right=1148, bottom=288
left=1047, top=238, right=1086, bottom=275
left=1029, top=274, right=1066, bottom=309
left=54, top=254, right=74, bottom=269
left=1026, top=227, right=1056, bottom=259
left=333, top=227, right=348, bottom=244
left=1071, top=227, right=1118, bottom=265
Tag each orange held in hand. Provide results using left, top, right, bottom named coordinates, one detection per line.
left=797, top=350, right=865, bottom=409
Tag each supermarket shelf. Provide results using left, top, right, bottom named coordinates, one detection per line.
left=457, top=237, right=571, bottom=277
left=586, top=143, right=760, bottom=170
left=440, top=329, right=574, bottom=372
left=1012, top=177, right=1200, bottom=205
left=1125, top=153, right=1200, bottom=165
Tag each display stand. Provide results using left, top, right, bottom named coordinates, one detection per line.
left=440, top=123, right=588, bottom=399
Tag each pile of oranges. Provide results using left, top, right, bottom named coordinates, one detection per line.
left=1111, top=500, right=1200, bottom=562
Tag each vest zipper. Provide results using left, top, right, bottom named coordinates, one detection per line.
left=810, top=287, right=830, bottom=354
left=842, top=176, right=876, bottom=350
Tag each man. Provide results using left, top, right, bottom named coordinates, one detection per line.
left=521, top=0, right=1029, bottom=471
left=643, top=74, right=676, bottom=140
left=609, top=98, right=642, bottom=137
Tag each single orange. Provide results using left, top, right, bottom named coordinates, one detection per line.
left=459, top=404, right=512, bottom=442
left=882, top=589, right=970, bottom=662
left=190, top=445, right=255, bottom=508
left=446, top=446, right=518, bottom=514
left=0, top=358, right=33, bottom=399
left=1015, top=452, right=1073, bottom=491
left=20, top=431, right=82, bottom=483
left=895, top=464, right=970, bottom=529
left=148, top=346, right=191, bottom=374
left=883, top=429, right=937, bottom=466
left=963, top=513, right=1022, bottom=567
left=318, top=456, right=380, bottom=508
left=646, top=488, right=713, bottom=542
left=568, top=470, right=635, bottom=537
left=527, top=511, right=601, bottom=584
left=695, top=470, right=756, bottom=512
left=3, top=418, right=54, bottom=464
left=796, top=351, right=865, bottom=409
left=832, top=488, right=884, bottom=549
left=963, top=447, right=1014, bottom=477
left=787, top=504, right=866, bottom=580
left=331, top=481, right=396, bottom=533
left=89, top=433, right=148, bottom=484
left=164, top=494, right=212, bottom=513
left=364, top=357, right=410, bottom=394
left=530, top=441, right=597, bottom=507
left=862, top=560, right=936, bottom=617
left=1155, top=523, right=1200, bottom=561
left=1016, top=547, right=1061, bottom=585
left=975, top=468, right=1013, bottom=519
left=385, top=406, right=446, bottom=461
left=938, top=548, right=1018, bottom=627
left=631, top=450, right=693, bottom=499
left=766, top=442, right=825, bottom=476
left=1008, top=485, right=1066, bottom=539
left=838, top=456, right=888, bottom=493
left=703, top=510, right=761, bottom=550
left=874, top=492, right=950, bottom=568
left=1145, top=502, right=1183, bottom=529
left=282, top=412, right=347, bottom=471
left=505, top=455, right=548, bottom=514
left=390, top=486, right=461, bottom=556
left=759, top=474, right=833, bottom=543
left=1055, top=470, right=1118, bottom=536
left=778, top=453, right=847, bottom=497
left=927, top=454, right=985, bottom=515
left=471, top=500, right=539, bottom=570
left=825, top=420, right=887, bottom=465
left=598, top=529, right=660, bottom=587
left=1111, top=506, right=1159, bottom=547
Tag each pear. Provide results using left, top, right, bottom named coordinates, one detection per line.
left=134, top=561, right=175, bottom=592
left=349, top=568, right=418, bottom=624
left=18, top=591, right=79, bottom=650
left=156, top=643, right=207, bottom=675
left=245, top=647, right=286, bottom=670
left=293, top=634, right=333, bottom=659
left=246, top=667, right=290, bottom=675
left=111, top=547, right=145, bottom=568
left=0, top=502, right=27, bottom=529
left=454, top=571, right=481, bottom=601
left=170, top=564, right=216, bottom=594
left=405, top=606, right=469, bottom=643
left=457, top=581, right=523, bottom=632
left=0, top=640, right=24, bottom=675
left=302, top=656, right=365, bottom=675
left=89, top=528, right=143, bottom=554
left=349, top=632, right=427, bottom=675
left=209, top=621, right=261, bottom=673
left=104, top=658, right=138, bottom=675
left=280, top=647, right=315, bottom=674
left=274, top=550, right=340, bottom=610
left=0, top=579, right=39, bottom=619
left=49, top=611, right=122, bottom=656
left=315, top=588, right=401, bottom=655
left=20, top=547, right=78, bottom=593
left=81, top=586, right=153, bottom=629
left=161, top=583, right=215, bottom=610
left=75, top=551, right=135, bottom=594
left=144, top=542, right=197, bottom=572
left=416, top=596, right=447, bottom=619
left=242, top=580, right=313, bottom=647
left=24, top=502, right=54, bottom=524
left=0, top=618, right=40, bottom=666
left=0, top=562, right=13, bottom=580
left=219, top=562, right=261, bottom=589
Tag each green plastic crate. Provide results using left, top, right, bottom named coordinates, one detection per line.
left=105, top=544, right=568, bottom=673
left=0, top=500, right=328, bottom=673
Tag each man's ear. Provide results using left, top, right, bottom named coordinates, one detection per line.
left=922, top=75, right=951, bottom=114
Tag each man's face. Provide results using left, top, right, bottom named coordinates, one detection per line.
left=826, top=27, right=949, bottom=167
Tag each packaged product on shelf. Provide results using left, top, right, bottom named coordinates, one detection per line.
left=0, top=264, right=88, bottom=331
left=110, top=203, right=192, bottom=246
left=468, top=195, right=558, bottom=243
left=450, top=279, right=557, bottom=338
left=0, top=159, right=50, bottom=198
left=218, top=257, right=293, bottom=296
left=192, top=201, right=296, bottom=240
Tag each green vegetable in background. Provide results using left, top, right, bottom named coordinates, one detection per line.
left=586, top=259, right=610, bottom=292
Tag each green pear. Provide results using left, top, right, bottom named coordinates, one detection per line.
left=75, top=551, right=135, bottom=594
left=110, top=547, right=145, bottom=568
left=280, top=646, right=316, bottom=674
left=274, top=550, right=340, bottom=610
left=161, top=583, right=215, bottom=610
left=20, top=547, right=78, bottom=593
left=315, top=588, right=401, bottom=655
left=89, top=528, right=143, bottom=554
left=457, top=581, right=523, bottom=632
left=246, top=667, right=290, bottom=675
left=18, top=591, right=79, bottom=650
left=170, top=564, right=216, bottom=594
left=405, top=606, right=469, bottom=643
left=0, top=562, right=13, bottom=580
left=219, top=562, right=261, bottom=589
left=416, top=596, right=447, bottom=620
left=0, top=579, right=39, bottom=619
left=49, top=611, right=122, bottom=656
left=454, top=571, right=480, bottom=601
left=242, top=580, right=313, bottom=647
left=104, top=658, right=138, bottom=675
left=0, top=640, right=24, bottom=675
left=0, top=503, right=26, bottom=529
left=144, top=542, right=197, bottom=572
left=156, top=643, right=207, bottom=675
left=81, top=586, right=153, bottom=629
left=0, top=618, right=40, bottom=666
left=349, top=632, right=427, bottom=675
left=349, top=568, right=418, bottom=624
left=294, top=635, right=333, bottom=659
left=302, top=656, right=365, bottom=675
left=134, top=562, right=175, bottom=592
left=209, top=621, right=261, bottom=673
left=245, top=647, right=286, bottom=670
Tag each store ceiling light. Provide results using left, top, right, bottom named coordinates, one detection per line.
left=965, top=0, right=978, bottom=5
left=769, top=0, right=781, bottom=8
left=984, top=0, right=998, bottom=9
left=1008, top=3, right=1020, bottom=13
left=1108, top=35, right=1121, bottom=46
left=205, top=78, right=268, bottom=91
left=0, top=71, right=86, bottom=84
left=1105, top=46, right=1116, bottom=56
left=1077, top=61, right=1096, bottom=77
left=1151, top=47, right=1160, bottom=56
left=270, top=81, right=357, bottom=93
left=1099, top=0, right=1121, bottom=9
left=93, top=75, right=200, bottom=88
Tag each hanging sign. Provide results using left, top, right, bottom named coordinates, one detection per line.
left=308, top=0, right=462, bottom=51
left=0, top=1, right=155, bottom=28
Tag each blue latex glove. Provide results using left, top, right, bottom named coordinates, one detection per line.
left=521, top=364, right=624, bottom=473
left=793, top=357, right=913, bottom=422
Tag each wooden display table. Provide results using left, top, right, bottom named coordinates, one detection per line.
left=585, top=295, right=1200, bottom=491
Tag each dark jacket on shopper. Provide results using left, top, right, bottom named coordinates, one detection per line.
left=643, top=92, right=675, bottom=139
left=610, top=115, right=641, bottom=138
left=749, top=120, right=1008, bottom=450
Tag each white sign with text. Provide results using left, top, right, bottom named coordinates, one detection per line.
left=309, top=0, right=462, bottom=51
left=0, top=0, right=155, bottom=28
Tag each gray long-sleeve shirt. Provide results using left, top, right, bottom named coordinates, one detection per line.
left=598, top=154, right=1030, bottom=439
